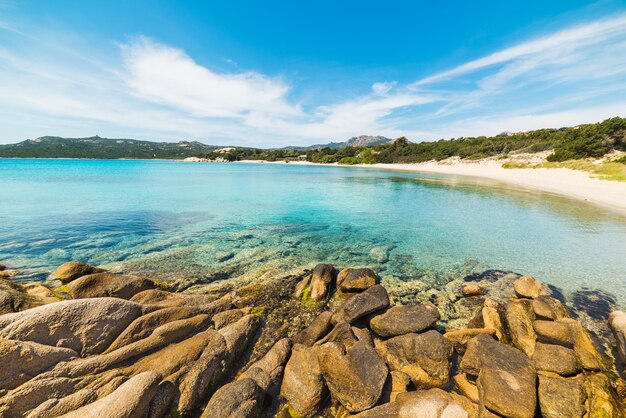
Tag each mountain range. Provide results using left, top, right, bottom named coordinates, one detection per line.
left=0, top=135, right=394, bottom=159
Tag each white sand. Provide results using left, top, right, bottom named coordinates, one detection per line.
left=238, top=159, right=626, bottom=214
left=362, top=160, right=626, bottom=214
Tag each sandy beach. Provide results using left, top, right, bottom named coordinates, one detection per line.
left=239, top=159, right=626, bottom=214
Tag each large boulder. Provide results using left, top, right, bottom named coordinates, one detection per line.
left=200, top=378, right=264, bottom=418
left=318, top=340, right=388, bottom=412
left=201, top=338, right=292, bottom=418
left=281, top=344, right=327, bottom=417
left=0, top=339, right=77, bottom=391
left=53, top=261, right=105, bottom=284
left=316, top=321, right=359, bottom=349
left=59, top=371, right=161, bottom=418
left=369, top=304, right=439, bottom=337
left=293, top=311, right=332, bottom=346
left=239, top=338, right=291, bottom=390
left=533, top=320, right=574, bottom=347
left=482, top=299, right=506, bottom=343
left=212, top=308, right=244, bottom=330
left=609, top=310, right=626, bottom=369
left=130, top=289, right=221, bottom=308
left=104, top=306, right=203, bottom=353
left=532, top=342, right=579, bottom=376
left=0, top=278, right=59, bottom=314
left=582, top=372, right=623, bottom=417
left=562, top=318, right=604, bottom=371
left=538, top=375, right=586, bottom=418
left=337, top=268, right=376, bottom=292
left=332, top=284, right=389, bottom=324
left=309, top=264, right=336, bottom=302
left=0, top=298, right=145, bottom=356
left=353, top=389, right=473, bottom=418
left=504, top=299, right=536, bottom=357
left=532, top=296, right=567, bottom=320
left=379, top=330, right=453, bottom=389
left=461, top=334, right=537, bottom=418
left=513, top=275, right=544, bottom=299
left=66, top=272, right=156, bottom=300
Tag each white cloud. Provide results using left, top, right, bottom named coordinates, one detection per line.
left=414, top=13, right=626, bottom=86
left=1, top=12, right=626, bottom=146
left=121, top=37, right=300, bottom=119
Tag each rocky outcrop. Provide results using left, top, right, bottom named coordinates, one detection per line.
left=57, top=371, right=161, bottom=418
left=0, top=298, right=146, bottom=355
left=0, top=278, right=61, bottom=314
left=0, top=261, right=624, bottom=418
left=0, top=339, right=77, bottom=391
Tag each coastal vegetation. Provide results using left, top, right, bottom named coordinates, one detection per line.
left=502, top=158, right=626, bottom=182
left=194, top=117, right=626, bottom=164
left=2, top=118, right=624, bottom=164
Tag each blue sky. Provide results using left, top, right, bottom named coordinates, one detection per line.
left=1, top=0, right=626, bottom=146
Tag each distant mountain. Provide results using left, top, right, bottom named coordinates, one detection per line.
left=281, top=135, right=394, bottom=150
left=0, top=134, right=397, bottom=159
left=0, top=136, right=223, bottom=159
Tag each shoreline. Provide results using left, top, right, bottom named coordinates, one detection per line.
left=238, top=159, right=626, bottom=215
left=3, top=156, right=626, bottom=214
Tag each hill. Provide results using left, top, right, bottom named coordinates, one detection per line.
left=0, top=136, right=222, bottom=159
left=281, top=135, right=393, bottom=150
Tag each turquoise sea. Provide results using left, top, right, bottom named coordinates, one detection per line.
left=1, top=159, right=626, bottom=304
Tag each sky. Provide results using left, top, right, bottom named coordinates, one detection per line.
left=1, top=1, right=626, bottom=147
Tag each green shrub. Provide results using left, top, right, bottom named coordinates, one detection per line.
left=338, top=156, right=359, bottom=165
left=547, top=135, right=609, bottom=162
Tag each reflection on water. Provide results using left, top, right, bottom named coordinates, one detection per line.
left=1, top=159, right=625, bottom=306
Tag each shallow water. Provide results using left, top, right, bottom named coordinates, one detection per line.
left=1, top=159, right=625, bottom=304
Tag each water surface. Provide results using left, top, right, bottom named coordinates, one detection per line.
left=1, top=159, right=625, bottom=304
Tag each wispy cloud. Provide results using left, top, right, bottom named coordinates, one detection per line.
left=1, top=11, right=626, bottom=146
